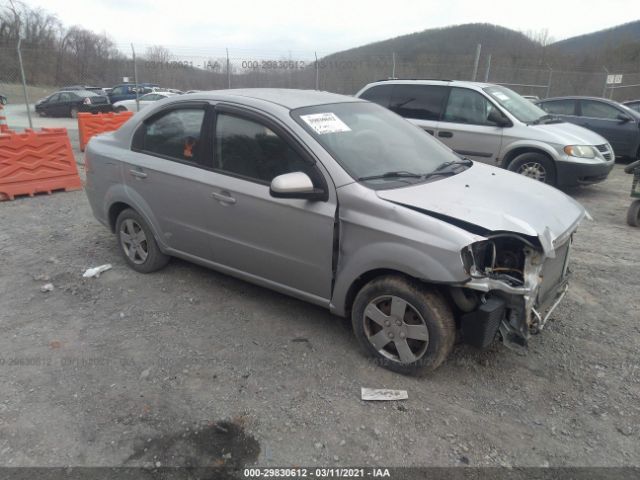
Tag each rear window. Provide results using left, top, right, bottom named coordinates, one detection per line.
left=359, top=84, right=394, bottom=108
left=389, top=84, right=448, bottom=121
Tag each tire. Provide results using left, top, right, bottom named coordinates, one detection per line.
left=115, top=106, right=127, bottom=113
left=351, top=275, right=455, bottom=375
left=627, top=200, right=640, bottom=227
left=115, top=208, right=169, bottom=273
left=70, top=107, right=79, bottom=119
left=507, top=152, right=557, bottom=186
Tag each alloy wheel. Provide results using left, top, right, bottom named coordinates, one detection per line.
left=517, top=161, right=547, bottom=182
left=362, top=295, right=429, bottom=364
left=119, top=219, right=148, bottom=265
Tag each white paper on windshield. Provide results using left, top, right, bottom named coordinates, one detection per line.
left=300, top=112, right=351, bottom=135
left=493, top=92, right=509, bottom=101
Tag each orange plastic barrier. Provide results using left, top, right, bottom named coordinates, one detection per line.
left=0, top=104, right=8, bottom=133
left=0, top=128, right=82, bottom=200
left=77, top=111, right=133, bottom=151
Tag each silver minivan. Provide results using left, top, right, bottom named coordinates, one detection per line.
left=85, top=89, right=587, bottom=375
left=356, top=80, right=615, bottom=187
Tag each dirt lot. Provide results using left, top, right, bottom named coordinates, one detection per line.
left=0, top=152, right=639, bottom=470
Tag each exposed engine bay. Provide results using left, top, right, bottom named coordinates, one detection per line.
left=452, top=232, right=572, bottom=351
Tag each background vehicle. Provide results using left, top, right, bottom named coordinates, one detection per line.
left=108, top=83, right=159, bottom=103
left=537, top=96, right=640, bottom=159
left=112, top=91, right=177, bottom=112
left=623, top=99, right=640, bottom=113
left=356, top=80, right=614, bottom=187
left=0, top=93, right=7, bottom=105
left=84, top=89, right=586, bottom=375
left=34, top=89, right=112, bottom=118
left=522, top=95, right=540, bottom=102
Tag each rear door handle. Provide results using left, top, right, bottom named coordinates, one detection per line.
left=211, top=191, right=236, bottom=204
left=438, top=131, right=453, bottom=138
left=129, top=169, right=147, bottom=179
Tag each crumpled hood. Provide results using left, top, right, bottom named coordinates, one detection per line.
left=525, top=121, right=608, bottom=146
left=376, top=162, right=587, bottom=253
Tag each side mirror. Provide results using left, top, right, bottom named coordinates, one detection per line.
left=270, top=172, right=325, bottom=200
left=617, top=113, right=632, bottom=124
left=487, top=108, right=510, bottom=127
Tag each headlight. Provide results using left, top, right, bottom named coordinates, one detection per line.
left=564, top=145, right=596, bottom=159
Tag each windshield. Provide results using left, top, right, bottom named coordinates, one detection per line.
left=484, top=86, right=548, bottom=123
left=292, top=102, right=461, bottom=186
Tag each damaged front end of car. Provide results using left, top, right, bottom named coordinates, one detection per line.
left=452, top=229, right=574, bottom=352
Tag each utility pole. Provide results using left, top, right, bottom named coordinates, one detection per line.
left=471, top=44, right=481, bottom=81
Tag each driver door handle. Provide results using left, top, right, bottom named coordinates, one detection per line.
left=438, top=131, right=453, bottom=138
left=129, top=169, right=147, bottom=179
left=211, top=191, right=236, bottom=204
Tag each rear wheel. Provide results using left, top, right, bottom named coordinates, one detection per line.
left=627, top=200, right=640, bottom=227
left=115, top=106, right=127, bottom=113
left=351, top=275, right=455, bottom=375
left=508, top=152, right=556, bottom=186
left=115, top=209, right=169, bottom=273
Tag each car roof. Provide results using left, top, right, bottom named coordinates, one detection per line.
left=177, top=88, right=364, bottom=110
left=363, top=79, right=495, bottom=89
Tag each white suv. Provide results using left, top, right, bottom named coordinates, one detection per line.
left=356, top=80, right=614, bottom=187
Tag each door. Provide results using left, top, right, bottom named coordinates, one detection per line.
left=389, top=84, right=449, bottom=137
left=42, top=94, right=60, bottom=116
left=437, top=87, right=504, bottom=164
left=579, top=99, right=636, bottom=157
left=204, top=108, right=337, bottom=300
left=125, top=103, right=215, bottom=260
left=57, top=92, right=75, bottom=116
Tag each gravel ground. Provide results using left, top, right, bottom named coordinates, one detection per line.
left=0, top=151, right=639, bottom=470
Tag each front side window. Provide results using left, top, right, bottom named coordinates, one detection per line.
left=581, top=100, right=621, bottom=120
left=443, top=87, right=499, bottom=125
left=389, top=85, right=448, bottom=121
left=539, top=99, right=576, bottom=115
left=135, top=108, right=205, bottom=163
left=214, top=113, right=316, bottom=184
left=484, top=85, right=547, bottom=123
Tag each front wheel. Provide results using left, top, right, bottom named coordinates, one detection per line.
left=627, top=199, right=640, bottom=227
left=508, top=152, right=556, bottom=186
left=351, top=276, right=455, bottom=375
left=115, top=106, right=127, bottom=113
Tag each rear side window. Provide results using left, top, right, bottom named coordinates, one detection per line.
left=581, top=100, right=621, bottom=119
left=214, top=113, right=316, bottom=184
left=443, top=87, right=498, bottom=125
left=359, top=85, right=394, bottom=108
left=133, top=108, right=206, bottom=164
left=539, top=100, right=576, bottom=115
left=389, top=84, right=448, bottom=121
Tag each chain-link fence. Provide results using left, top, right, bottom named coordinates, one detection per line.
left=2, top=43, right=640, bottom=110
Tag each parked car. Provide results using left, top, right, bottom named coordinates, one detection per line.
left=112, top=91, right=177, bottom=112
left=537, top=96, right=640, bottom=160
left=108, top=83, right=159, bottom=104
left=623, top=99, right=640, bottom=113
left=34, top=90, right=112, bottom=118
left=356, top=80, right=614, bottom=187
left=84, top=89, right=587, bottom=374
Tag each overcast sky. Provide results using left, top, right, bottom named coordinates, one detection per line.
left=28, top=0, right=640, bottom=57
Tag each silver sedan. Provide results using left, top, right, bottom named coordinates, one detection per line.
left=84, top=89, right=586, bottom=374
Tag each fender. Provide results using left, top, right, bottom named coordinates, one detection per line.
left=104, top=182, right=169, bottom=252
left=499, top=139, right=560, bottom=168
